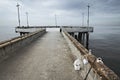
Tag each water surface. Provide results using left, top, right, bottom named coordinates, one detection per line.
left=0, top=26, right=19, bottom=42
left=90, top=26, right=120, bottom=77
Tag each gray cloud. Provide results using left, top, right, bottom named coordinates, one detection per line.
left=0, top=0, right=120, bottom=27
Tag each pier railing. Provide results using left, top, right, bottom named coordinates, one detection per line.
left=62, top=30, right=119, bottom=80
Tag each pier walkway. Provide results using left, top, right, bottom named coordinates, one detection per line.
left=0, top=31, right=82, bottom=80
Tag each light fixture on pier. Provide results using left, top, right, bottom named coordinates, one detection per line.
left=16, top=3, right=21, bottom=27
left=55, top=14, right=57, bottom=27
left=87, top=4, right=90, bottom=27
left=26, top=12, right=29, bottom=27
left=82, top=13, right=84, bottom=27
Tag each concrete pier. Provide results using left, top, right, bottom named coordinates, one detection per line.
left=0, top=31, right=83, bottom=80
left=0, top=27, right=119, bottom=80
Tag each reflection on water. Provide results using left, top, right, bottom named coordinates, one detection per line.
left=90, top=26, right=120, bottom=77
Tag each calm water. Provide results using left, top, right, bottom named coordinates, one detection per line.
left=0, top=26, right=120, bottom=76
left=90, top=26, right=120, bottom=77
left=0, top=26, right=19, bottom=42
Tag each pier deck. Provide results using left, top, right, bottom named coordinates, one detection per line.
left=0, top=31, right=82, bottom=80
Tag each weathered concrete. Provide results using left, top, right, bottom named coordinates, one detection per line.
left=62, top=31, right=119, bottom=80
left=0, top=29, right=46, bottom=62
left=0, top=31, right=82, bottom=80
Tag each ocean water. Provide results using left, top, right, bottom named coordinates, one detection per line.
left=89, top=26, right=120, bottom=77
left=0, top=26, right=19, bottom=42
left=0, top=26, right=120, bottom=76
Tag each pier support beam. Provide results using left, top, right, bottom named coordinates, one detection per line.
left=86, top=32, right=89, bottom=49
left=82, top=33, right=85, bottom=46
left=70, top=32, right=74, bottom=37
left=78, top=33, right=82, bottom=43
left=75, top=35, right=78, bottom=40
left=20, top=32, right=30, bottom=36
left=74, top=32, right=89, bottom=50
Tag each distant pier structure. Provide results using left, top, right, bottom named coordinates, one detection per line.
left=63, top=27, right=93, bottom=49
left=15, top=26, right=93, bottom=49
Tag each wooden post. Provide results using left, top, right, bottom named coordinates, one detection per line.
left=78, top=33, right=82, bottom=43
left=71, top=32, right=74, bottom=37
left=86, top=32, right=89, bottom=49
left=20, top=32, right=22, bottom=36
left=75, top=35, right=78, bottom=40
left=82, top=33, right=85, bottom=46
left=60, top=28, right=62, bottom=32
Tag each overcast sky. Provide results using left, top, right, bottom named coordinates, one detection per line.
left=0, top=0, right=120, bottom=27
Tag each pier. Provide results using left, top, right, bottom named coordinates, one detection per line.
left=0, top=26, right=119, bottom=80
left=15, top=26, right=93, bottom=49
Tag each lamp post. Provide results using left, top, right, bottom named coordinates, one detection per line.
left=55, top=14, right=57, bottom=27
left=82, top=13, right=84, bottom=27
left=86, top=4, right=90, bottom=50
left=26, top=12, right=29, bottom=27
left=16, top=3, right=21, bottom=27
left=87, top=4, right=90, bottom=27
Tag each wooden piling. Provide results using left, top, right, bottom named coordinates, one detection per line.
left=86, top=32, right=89, bottom=49
left=78, top=33, right=82, bottom=43
left=82, top=33, right=85, bottom=46
left=75, top=35, right=78, bottom=40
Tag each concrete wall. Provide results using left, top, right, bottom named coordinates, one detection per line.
left=62, top=31, right=119, bottom=80
left=0, top=29, right=46, bottom=62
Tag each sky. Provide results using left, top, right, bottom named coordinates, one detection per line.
left=0, top=0, right=120, bottom=27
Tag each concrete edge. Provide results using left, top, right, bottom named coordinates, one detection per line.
left=0, top=29, right=46, bottom=63
left=61, top=31, right=120, bottom=80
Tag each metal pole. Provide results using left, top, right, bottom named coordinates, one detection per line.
left=26, top=12, right=29, bottom=27
left=16, top=3, right=21, bottom=27
left=55, top=14, right=57, bottom=27
left=86, top=4, right=90, bottom=50
left=87, top=5, right=90, bottom=27
left=82, top=13, right=84, bottom=27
